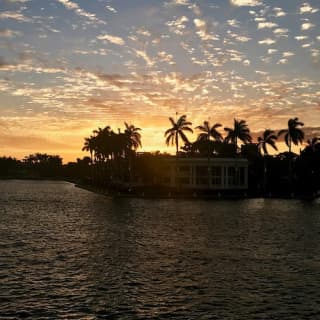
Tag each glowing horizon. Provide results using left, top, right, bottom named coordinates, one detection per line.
left=1, top=0, right=319, bottom=162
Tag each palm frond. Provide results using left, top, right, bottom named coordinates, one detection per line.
left=164, top=128, right=174, bottom=136
left=278, top=129, right=287, bottom=137
left=165, top=133, right=174, bottom=146
left=168, top=117, right=176, bottom=127
left=195, top=125, right=206, bottom=131
left=179, top=131, right=190, bottom=144
left=180, top=126, right=193, bottom=133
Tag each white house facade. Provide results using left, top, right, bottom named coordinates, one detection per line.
left=158, top=157, right=248, bottom=190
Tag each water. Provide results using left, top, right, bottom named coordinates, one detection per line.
left=1, top=180, right=320, bottom=319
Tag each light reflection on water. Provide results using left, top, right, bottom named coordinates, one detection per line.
left=1, top=180, right=320, bottom=319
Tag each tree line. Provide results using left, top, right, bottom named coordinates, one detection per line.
left=82, top=123, right=141, bottom=164
left=81, top=115, right=316, bottom=161
left=77, top=115, right=319, bottom=196
left=1, top=115, right=319, bottom=196
left=165, top=115, right=307, bottom=157
left=0, top=153, right=63, bottom=178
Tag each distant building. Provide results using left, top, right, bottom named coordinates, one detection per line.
left=159, top=158, right=248, bottom=190
left=132, top=156, right=248, bottom=190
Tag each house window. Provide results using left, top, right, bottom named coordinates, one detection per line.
left=163, top=177, right=170, bottom=184
left=238, top=167, right=245, bottom=186
left=176, top=177, right=190, bottom=185
left=196, top=166, right=209, bottom=185
left=178, top=165, right=190, bottom=173
left=228, top=167, right=236, bottom=185
left=211, top=166, right=222, bottom=185
left=196, top=177, right=209, bottom=185
left=196, top=166, right=208, bottom=176
left=228, top=167, right=245, bottom=186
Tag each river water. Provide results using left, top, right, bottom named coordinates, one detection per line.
left=1, top=180, right=320, bottom=319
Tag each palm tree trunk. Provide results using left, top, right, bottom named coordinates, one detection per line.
left=263, top=156, right=267, bottom=194
left=288, top=137, right=291, bottom=154
left=235, top=137, right=238, bottom=155
left=175, top=133, right=179, bottom=156
left=289, top=163, right=293, bottom=192
left=288, top=137, right=293, bottom=193
left=175, top=134, right=179, bottom=191
left=89, top=151, right=94, bottom=182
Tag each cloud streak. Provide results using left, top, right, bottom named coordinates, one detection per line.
left=97, top=34, right=125, bottom=45
left=230, top=0, right=262, bottom=7
left=57, top=0, right=106, bottom=24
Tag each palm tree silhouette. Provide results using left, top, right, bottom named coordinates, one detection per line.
left=124, top=122, right=142, bottom=185
left=82, top=136, right=96, bottom=164
left=305, top=137, right=320, bottom=153
left=257, top=129, right=278, bottom=156
left=87, top=126, right=112, bottom=162
left=224, top=119, right=252, bottom=154
left=124, top=122, right=142, bottom=151
left=278, top=118, right=304, bottom=190
left=165, top=114, right=193, bottom=156
left=196, top=120, right=223, bottom=142
left=278, top=118, right=304, bottom=153
left=257, top=129, right=278, bottom=193
left=195, top=121, right=223, bottom=158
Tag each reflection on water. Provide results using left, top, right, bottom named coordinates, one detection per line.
left=1, top=180, right=320, bottom=319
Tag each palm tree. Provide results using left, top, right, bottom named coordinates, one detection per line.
left=257, top=129, right=278, bottom=193
left=82, top=135, right=96, bottom=164
left=224, top=119, right=252, bottom=154
left=257, top=129, right=278, bottom=156
left=278, top=118, right=304, bottom=190
left=124, top=122, right=142, bottom=151
left=305, top=137, right=320, bottom=153
left=93, top=126, right=110, bottom=137
left=196, top=121, right=222, bottom=142
left=165, top=114, right=193, bottom=156
left=90, top=126, right=112, bottom=162
left=278, top=117, right=304, bottom=153
left=124, top=122, right=142, bottom=185
left=195, top=121, right=223, bottom=158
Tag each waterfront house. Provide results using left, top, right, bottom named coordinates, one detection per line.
left=159, top=157, right=248, bottom=190
left=132, top=155, right=248, bottom=191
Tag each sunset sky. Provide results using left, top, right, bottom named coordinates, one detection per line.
left=1, top=0, right=319, bottom=162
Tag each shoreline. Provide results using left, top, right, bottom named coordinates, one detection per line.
left=1, top=178, right=318, bottom=200
left=75, top=183, right=319, bottom=201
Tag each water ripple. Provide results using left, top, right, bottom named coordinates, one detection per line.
left=1, top=180, right=320, bottom=319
